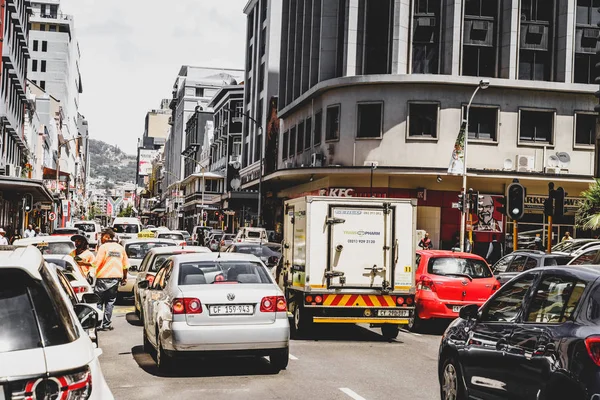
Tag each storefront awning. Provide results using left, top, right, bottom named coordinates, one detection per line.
left=0, top=176, right=54, bottom=202
left=42, top=167, right=70, bottom=180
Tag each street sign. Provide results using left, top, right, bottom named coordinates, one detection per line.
left=452, top=202, right=459, bottom=209
left=48, top=212, right=56, bottom=221
left=40, top=204, right=52, bottom=210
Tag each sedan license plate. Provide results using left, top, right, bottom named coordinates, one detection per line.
left=209, top=304, right=254, bottom=315
left=452, top=306, right=462, bottom=313
left=377, top=309, right=409, bottom=317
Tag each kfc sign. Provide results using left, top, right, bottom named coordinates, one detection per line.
left=319, top=188, right=355, bottom=197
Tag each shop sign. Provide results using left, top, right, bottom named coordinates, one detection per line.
left=524, top=195, right=584, bottom=213
left=61, top=200, right=69, bottom=217
left=319, top=188, right=355, bottom=197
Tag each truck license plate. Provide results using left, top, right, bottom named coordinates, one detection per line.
left=377, top=309, right=409, bottom=317
left=452, top=306, right=462, bottom=313
left=209, top=305, right=254, bottom=315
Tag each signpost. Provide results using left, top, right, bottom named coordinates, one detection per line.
left=48, top=212, right=56, bottom=221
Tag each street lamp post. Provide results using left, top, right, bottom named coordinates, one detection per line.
left=460, top=80, right=490, bottom=252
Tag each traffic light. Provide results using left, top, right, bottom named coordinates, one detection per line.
left=470, top=191, right=483, bottom=215
left=554, top=187, right=565, bottom=219
left=507, top=182, right=525, bottom=221
left=457, top=192, right=465, bottom=213
left=23, top=194, right=33, bottom=212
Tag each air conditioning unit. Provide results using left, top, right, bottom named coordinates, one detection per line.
left=417, top=16, right=436, bottom=27
left=544, top=167, right=561, bottom=174
left=472, top=20, right=489, bottom=31
left=528, top=24, right=543, bottom=35
left=516, top=155, right=535, bottom=172
left=584, top=28, right=599, bottom=40
left=310, top=153, right=323, bottom=167
left=283, top=161, right=293, bottom=169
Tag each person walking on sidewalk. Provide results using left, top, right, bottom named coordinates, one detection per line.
left=93, top=228, right=129, bottom=331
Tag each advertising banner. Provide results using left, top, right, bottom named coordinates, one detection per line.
left=472, top=194, right=504, bottom=233
left=138, top=149, right=159, bottom=176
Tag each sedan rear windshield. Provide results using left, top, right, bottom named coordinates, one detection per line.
left=53, top=229, right=79, bottom=235
left=428, top=257, right=492, bottom=279
left=179, top=261, right=271, bottom=285
left=157, top=233, right=184, bottom=241
left=246, top=231, right=262, bottom=238
left=74, top=224, right=96, bottom=233
left=126, top=242, right=173, bottom=259
left=113, top=224, right=139, bottom=234
left=27, top=242, right=75, bottom=255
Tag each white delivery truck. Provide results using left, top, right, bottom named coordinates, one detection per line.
left=280, top=196, right=417, bottom=340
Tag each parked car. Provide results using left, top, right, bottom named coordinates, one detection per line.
left=235, top=227, right=268, bottom=244
left=138, top=252, right=290, bottom=372
left=0, top=246, right=113, bottom=399
left=192, top=226, right=212, bottom=245
left=225, top=243, right=281, bottom=268
left=13, top=236, right=75, bottom=255
left=410, top=250, right=499, bottom=331
left=156, top=231, right=187, bottom=246
left=133, top=245, right=212, bottom=319
left=219, top=233, right=236, bottom=251
left=73, top=221, right=102, bottom=247
left=439, top=265, right=600, bottom=400
left=492, top=250, right=573, bottom=285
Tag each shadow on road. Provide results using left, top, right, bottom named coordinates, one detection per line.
left=293, top=323, right=404, bottom=343
left=125, top=312, right=143, bottom=327
left=131, top=345, right=281, bottom=378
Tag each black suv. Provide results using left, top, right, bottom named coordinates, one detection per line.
left=491, top=250, right=572, bottom=285
left=438, top=266, right=600, bottom=400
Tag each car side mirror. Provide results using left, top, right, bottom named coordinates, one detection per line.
left=129, top=265, right=138, bottom=272
left=138, top=280, right=149, bottom=290
left=81, top=293, right=101, bottom=304
left=459, top=304, right=480, bottom=321
left=267, top=255, right=279, bottom=266
left=74, top=304, right=98, bottom=330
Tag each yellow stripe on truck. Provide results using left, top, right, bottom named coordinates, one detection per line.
left=313, top=317, right=410, bottom=324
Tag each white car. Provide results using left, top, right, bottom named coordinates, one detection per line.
left=73, top=221, right=102, bottom=247
left=44, top=254, right=93, bottom=301
left=235, top=227, right=268, bottom=244
left=139, top=252, right=290, bottom=372
left=111, top=217, right=143, bottom=241
left=0, top=247, right=114, bottom=399
left=13, top=236, right=75, bottom=255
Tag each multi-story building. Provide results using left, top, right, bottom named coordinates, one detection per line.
left=162, top=65, right=243, bottom=229
left=136, top=101, right=170, bottom=187
left=267, top=0, right=597, bottom=251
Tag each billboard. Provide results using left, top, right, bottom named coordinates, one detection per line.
left=138, top=149, right=158, bottom=176
left=472, top=194, right=504, bottom=233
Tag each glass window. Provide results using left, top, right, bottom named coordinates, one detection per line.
left=427, top=257, right=493, bottom=279
left=178, top=261, right=271, bottom=285
left=481, top=273, right=536, bottom=322
left=74, top=223, right=96, bottom=233
left=569, top=249, right=600, bottom=265
left=150, top=255, right=170, bottom=273
left=152, top=266, right=167, bottom=289
left=585, top=283, right=600, bottom=321
left=492, top=255, right=514, bottom=274
left=357, top=103, right=383, bottom=138
left=113, top=224, right=140, bottom=234
left=297, top=121, right=305, bottom=155
left=125, top=242, right=173, bottom=259
left=157, top=233, right=184, bottom=241
left=32, top=59, right=37, bottom=72
left=305, top=117, right=312, bottom=150
left=519, top=110, right=553, bottom=143
left=18, top=241, right=75, bottom=255
left=33, top=40, right=38, bottom=51
left=282, top=130, right=289, bottom=160
left=507, top=255, right=538, bottom=272
left=314, top=110, right=322, bottom=145
left=289, top=126, right=296, bottom=155
left=409, top=103, right=438, bottom=138
left=42, top=41, right=48, bottom=52
left=575, top=113, right=595, bottom=146
left=526, top=276, right=587, bottom=323
left=326, top=105, right=340, bottom=141
left=463, top=106, right=498, bottom=140
left=544, top=256, right=572, bottom=266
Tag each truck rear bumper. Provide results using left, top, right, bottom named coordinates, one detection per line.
left=313, top=317, right=409, bottom=324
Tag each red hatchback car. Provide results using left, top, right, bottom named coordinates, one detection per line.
left=410, top=250, right=499, bottom=331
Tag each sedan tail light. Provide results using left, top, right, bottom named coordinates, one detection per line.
left=260, top=296, right=286, bottom=312
left=492, top=281, right=500, bottom=291
left=72, top=286, right=87, bottom=294
left=17, top=367, right=92, bottom=400
left=172, top=298, right=203, bottom=314
left=585, top=336, right=600, bottom=366
left=417, top=276, right=436, bottom=292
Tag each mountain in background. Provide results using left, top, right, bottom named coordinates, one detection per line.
left=88, top=139, right=137, bottom=184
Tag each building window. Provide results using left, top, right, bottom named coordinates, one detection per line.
left=519, top=109, right=554, bottom=144
left=40, top=81, right=46, bottom=90
left=577, top=0, right=600, bottom=25
left=260, top=27, right=267, bottom=57
left=41, top=60, right=46, bottom=72
left=259, top=63, right=265, bottom=92
left=575, top=113, right=596, bottom=146
left=261, top=0, right=268, bottom=22
left=408, top=102, right=438, bottom=138
left=412, top=0, right=442, bottom=74
left=33, top=40, right=38, bottom=51
left=256, top=99, right=263, bottom=127
left=247, top=45, right=253, bottom=71
left=314, top=111, right=322, bottom=146
left=574, top=0, right=600, bottom=83
left=40, top=24, right=46, bottom=31
left=195, top=87, right=204, bottom=97
left=297, top=121, right=305, bottom=155
left=518, top=0, right=554, bottom=82
left=462, top=106, right=498, bottom=141
left=41, top=41, right=48, bottom=52
left=49, top=25, right=57, bottom=32
left=325, top=105, right=340, bottom=141
left=359, top=0, right=394, bottom=75
left=357, top=102, right=383, bottom=138
left=247, top=9, right=254, bottom=39
left=245, top=77, right=252, bottom=104
left=574, top=54, right=596, bottom=84
left=31, top=59, right=37, bottom=72
left=290, top=126, right=296, bottom=156
left=282, top=130, right=289, bottom=159
left=519, top=51, right=551, bottom=81
left=305, top=117, right=312, bottom=150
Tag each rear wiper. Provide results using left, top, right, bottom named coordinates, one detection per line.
left=444, top=273, right=473, bottom=281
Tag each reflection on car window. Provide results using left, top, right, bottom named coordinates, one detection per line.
left=544, top=257, right=572, bottom=267
left=150, top=256, right=170, bottom=272
left=507, top=256, right=537, bottom=273
left=125, top=242, right=172, bottom=259
left=482, top=273, right=536, bottom=322
left=158, top=233, right=184, bottom=240
left=527, top=277, right=586, bottom=324
left=427, top=257, right=492, bottom=278
left=22, top=242, right=75, bottom=255
left=113, top=224, right=139, bottom=234
left=570, top=249, right=600, bottom=266
left=178, top=261, right=271, bottom=285
left=492, top=255, right=514, bottom=274
left=74, top=224, right=96, bottom=233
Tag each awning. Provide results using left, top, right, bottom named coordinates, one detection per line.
left=42, top=167, right=70, bottom=180
left=0, top=176, right=54, bottom=202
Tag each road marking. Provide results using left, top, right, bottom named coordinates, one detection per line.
left=114, top=306, right=135, bottom=314
left=340, top=388, right=367, bottom=400
left=400, top=328, right=422, bottom=337
left=289, top=354, right=298, bottom=360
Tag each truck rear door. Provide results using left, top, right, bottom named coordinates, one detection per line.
left=327, top=204, right=394, bottom=289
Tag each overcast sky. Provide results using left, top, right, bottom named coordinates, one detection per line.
left=60, top=0, right=248, bottom=154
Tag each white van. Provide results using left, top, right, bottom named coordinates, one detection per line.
left=235, top=227, right=268, bottom=244
left=73, top=221, right=102, bottom=247
left=111, top=217, right=142, bottom=241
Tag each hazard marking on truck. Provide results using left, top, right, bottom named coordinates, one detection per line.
left=322, top=294, right=396, bottom=307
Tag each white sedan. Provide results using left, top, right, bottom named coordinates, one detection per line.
left=139, top=252, right=290, bottom=372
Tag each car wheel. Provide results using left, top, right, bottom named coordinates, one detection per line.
left=291, top=301, right=311, bottom=338
left=156, top=332, right=172, bottom=371
left=270, top=347, right=289, bottom=372
left=381, top=324, right=399, bottom=340
left=440, top=357, right=466, bottom=400
left=408, top=308, right=423, bottom=332
left=143, top=327, right=153, bottom=354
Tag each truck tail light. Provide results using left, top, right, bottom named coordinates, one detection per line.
left=172, top=298, right=202, bottom=314
left=20, top=367, right=92, bottom=400
left=585, top=336, right=600, bottom=366
left=418, top=277, right=436, bottom=292
left=260, top=296, right=286, bottom=312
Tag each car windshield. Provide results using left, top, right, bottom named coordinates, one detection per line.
left=223, top=234, right=235, bottom=241
left=24, top=241, right=75, bottom=255
left=544, top=256, right=573, bottom=266
left=570, top=249, right=600, bottom=266
left=113, top=224, right=139, bottom=234
left=125, top=242, right=174, bottom=259
left=74, top=224, right=95, bottom=233
left=158, top=233, right=184, bottom=240
left=428, top=257, right=492, bottom=279
left=53, top=228, right=79, bottom=235
left=178, top=261, right=271, bottom=285
left=178, top=231, right=190, bottom=238
left=246, top=231, right=262, bottom=238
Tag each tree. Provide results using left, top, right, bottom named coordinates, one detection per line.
left=87, top=203, right=101, bottom=220
left=576, top=179, right=600, bottom=230
left=118, top=204, right=134, bottom=217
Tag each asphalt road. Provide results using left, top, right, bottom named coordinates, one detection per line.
left=99, top=303, right=443, bottom=400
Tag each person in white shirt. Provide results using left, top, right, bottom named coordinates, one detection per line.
left=24, top=224, right=35, bottom=238
left=0, top=228, right=8, bottom=245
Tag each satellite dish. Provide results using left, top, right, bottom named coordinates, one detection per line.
left=230, top=178, right=241, bottom=190
left=547, top=154, right=560, bottom=168
left=231, top=161, right=241, bottom=170
left=556, top=152, right=571, bottom=168
left=503, top=158, right=513, bottom=170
